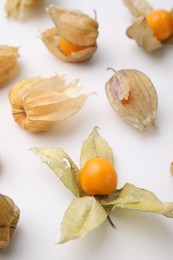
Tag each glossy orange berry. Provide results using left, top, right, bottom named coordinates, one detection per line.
left=59, top=37, right=88, bottom=56
left=146, top=9, right=173, bottom=41
left=79, top=157, right=118, bottom=195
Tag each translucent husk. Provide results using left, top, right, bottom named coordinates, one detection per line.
left=126, top=16, right=162, bottom=52
left=123, top=0, right=173, bottom=52
left=0, top=194, right=20, bottom=249
left=9, top=75, right=93, bottom=132
left=0, top=45, right=20, bottom=87
left=123, top=0, right=153, bottom=17
left=32, top=128, right=173, bottom=244
left=4, top=0, right=42, bottom=20
left=41, top=4, right=99, bottom=62
left=105, top=69, right=158, bottom=131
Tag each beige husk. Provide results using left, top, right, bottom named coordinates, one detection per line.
left=126, top=16, right=162, bottom=52
left=123, top=0, right=153, bottom=17
left=46, top=4, right=98, bottom=46
left=9, top=75, right=93, bottom=132
left=32, top=128, right=173, bottom=244
left=4, top=0, right=41, bottom=20
left=0, top=45, right=20, bottom=87
left=105, top=69, right=158, bottom=131
left=41, top=4, right=98, bottom=62
left=0, top=194, right=20, bottom=249
left=41, top=28, right=97, bottom=63
left=123, top=0, right=173, bottom=51
left=170, top=162, right=173, bottom=176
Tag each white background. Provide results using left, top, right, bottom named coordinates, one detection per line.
left=1, top=0, right=173, bottom=259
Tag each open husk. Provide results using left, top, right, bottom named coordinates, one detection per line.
left=41, top=28, right=97, bottom=63
left=123, top=0, right=173, bottom=52
left=0, top=45, right=20, bottom=87
left=105, top=69, right=158, bottom=131
left=9, top=75, right=93, bottom=132
left=32, top=128, right=173, bottom=244
left=41, top=4, right=99, bottom=62
left=4, top=0, right=42, bottom=20
left=126, top=16, right=162, bottom=52
left=0, top=194, right=20, bottom=249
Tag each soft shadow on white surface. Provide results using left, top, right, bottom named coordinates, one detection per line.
left=1, top=0, right=173, bottom=259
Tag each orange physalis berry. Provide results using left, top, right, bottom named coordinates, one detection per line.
left=79, top=157, right=118, bottom=195
left=59, top=37, right=88, bottom=56
left=146, top=9, right=173, bottom=41
left=121, top=94, right=132, bottom=105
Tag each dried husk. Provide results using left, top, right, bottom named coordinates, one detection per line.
left=100, top=183, right=173, bottom=218
left=32, top=128, right=173, bottom=244
left=105, top=69, right=158, bottom=131
left=123, top=0, right=173, bottom=51
left=170, top=162, right=173, bottom=176
left=31, top=147, right=83, bottom=198
left=126, top=16, right=162, bottom=52
left=80, top=127, right=114, bottom=169
left=59, top=196, right=107, bottom=244
left=46, top=4, right=98, bottom=46
left=0, top=45, right=20, bottom=87
left=41, top=4, right=98, bottom=62
left=9, top=75, right=92, bottom=132
left=123, top=0, right=153, bottom=17
left=4, top=0, right=41, bottom=20
left=0, top=194, right=20, bottom=249
left=41, top=28, right=97, bottom=63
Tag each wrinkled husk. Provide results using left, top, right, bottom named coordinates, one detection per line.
left=9, top=75, right=92, bottom=132
left=105, top=69, right=158, bottom=131
left=41, top=28, right=97, bottom=63
left=126, top=16, right=162, bottom=52
left=0, top=45, right=20, bottom=87
left=31, top=147, right=83, bottom=198
left=123, top=0, right=153, bottom=17
left=100, top=183, right=173, bottom=217
left=0, top=194, right=20, bottom=249
left=123, top=0, right=173, bottom=52
left=59, top=196, right=107, bottom=244
left=4, top=0, right=41, bottom=20
left=41, top=4, right=98, bottom=62
left=80, top=127, right=114, bottom=169
left=46, top=4, right=98, bottom=46
left=32, top=128, right=173, bottom=244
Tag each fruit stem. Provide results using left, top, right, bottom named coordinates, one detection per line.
left=107, top=215, right=116, bottom=229
left=93, top=9, right=97, bottom=20
left=107, top=67, right=116, bottom=73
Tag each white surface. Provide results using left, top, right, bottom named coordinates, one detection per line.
left=1, top=0, right=173, bottom=259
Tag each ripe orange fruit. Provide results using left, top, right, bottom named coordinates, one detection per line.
left=146, top=9, right=173, bottom=41
left=79, top=157, right=118, bottom=195
left=59, top=37, right=88, bottom=56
